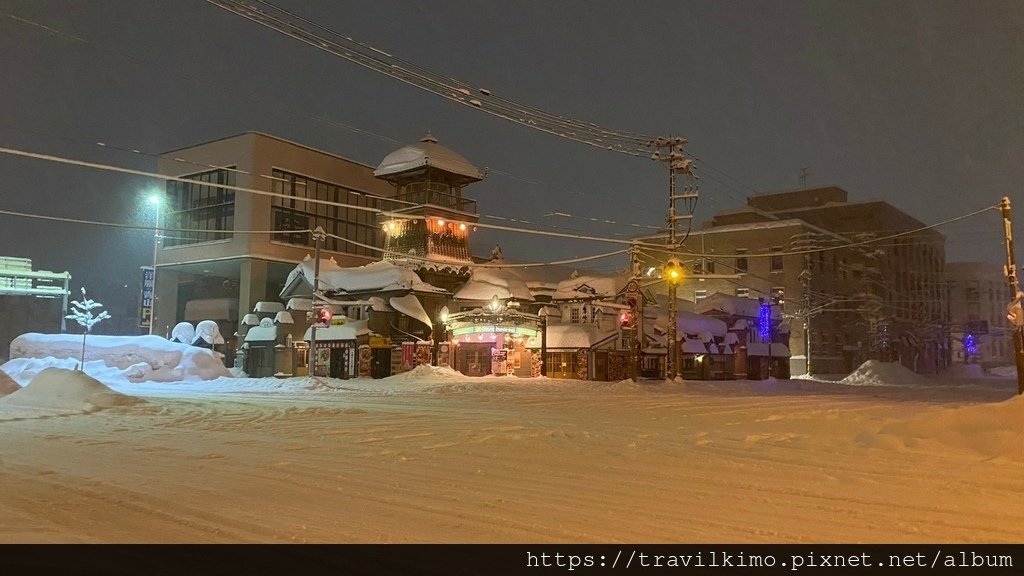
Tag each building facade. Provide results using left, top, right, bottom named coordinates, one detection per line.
left=154, top=132, right=400, bottom=359
left=640, top=186, right=948, bottom=375
left=945, top=261, right=1013, bottom=368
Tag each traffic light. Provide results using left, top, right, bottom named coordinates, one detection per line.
left=619, top=310, right=635, bottom=329
left=664, top=258, right=683, bottom=285
left=314, top=306, right=333, bottom=326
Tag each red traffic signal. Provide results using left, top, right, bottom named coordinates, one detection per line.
left=315, top=307, right=333, bottom=325
left=619, top=310, right=635, bottom=328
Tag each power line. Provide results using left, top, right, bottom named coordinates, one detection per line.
left=206, top=0, right=660, bottom=156
left=634, top=203, right=1000, bottom=258
left=0, top=144, right=679, bottom=250
left=1, top=10, right=680, bottom=236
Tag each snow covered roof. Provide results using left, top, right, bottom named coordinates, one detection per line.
left=389, top=294, right=433, bottom=328
left=453, top=268, right=534, bottom=301
left=542, top=324, right=618, bottom=349
left=286, top=298, right=312, bottom=311
left=374, top=133, right=484, bottom=183
left=253, top=301, right=285, bottom=313
left=675, top=310, right=728, bottom=337
left=302, top=319, right=370, bottom=341
left=551, top=273, right=623, bottom=301
left=697, top=292, right=781, bottom=319
left=244, top=325, right=278, bottom=342
left=281, top=258, right=447, bottom=299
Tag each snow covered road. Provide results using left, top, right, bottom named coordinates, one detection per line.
left=1, top=364, right=1021, bottom=543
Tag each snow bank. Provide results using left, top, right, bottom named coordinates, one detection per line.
left=990, top=365, right=1017, bottom=378
left=4, top=333, right=231, bottom=385
left=840, top=360, right=927, bottom=387
left=0, top=369, right=20, bottom=395
left=873, top=395, right=1024, bottom=460
left=0, top=367, right=143, bottom=417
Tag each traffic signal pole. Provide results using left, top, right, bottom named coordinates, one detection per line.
left=650, top=138, right=693, bottom=381
left=999, top=198, right=1024, bottom=395
left=308, top=226, right=326, bottom=379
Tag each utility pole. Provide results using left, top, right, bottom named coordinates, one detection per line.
left=627, top=242, right=642, bottom=380
left=800, top=255, right=812, bottom=375
left=307, top=226, right=326, bottom=379
left=999, top=197, right=1024, bottom=395
left=647, top=136, right=694, bottom=381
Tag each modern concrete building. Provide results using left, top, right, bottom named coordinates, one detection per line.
left=153, top=132, right=398, bottom=358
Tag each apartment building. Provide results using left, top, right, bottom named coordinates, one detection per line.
left=642, top=186, right=948, bottom=375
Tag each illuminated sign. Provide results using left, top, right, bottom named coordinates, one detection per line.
left=451, top=325, right=539, bottom=338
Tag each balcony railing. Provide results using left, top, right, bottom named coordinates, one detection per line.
left=394, top=188, right=476, bottom=214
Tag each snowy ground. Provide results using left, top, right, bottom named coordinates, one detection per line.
left=1, top=358, right=1022, bottom=543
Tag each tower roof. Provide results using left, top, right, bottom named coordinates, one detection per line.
left=374, top=133, right=484, bottom=184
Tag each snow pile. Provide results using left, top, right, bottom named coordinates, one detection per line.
left=990, top=365, right=1018, bottom=378
left=840, top=360, right=928, bottom=387
left=874, top=395, right=1024, bottom=460
left=0, top=367, right=143, bottom=417
left=945, top=363, right=986, bottom=379
left=4, top=333, right=231, bottom=385
left=0, top=369, right=20, bottom=395
left=387, top=364, right=472, bottom=384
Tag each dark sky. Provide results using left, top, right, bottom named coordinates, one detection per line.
left=2, top=0, right=1022, bottom=321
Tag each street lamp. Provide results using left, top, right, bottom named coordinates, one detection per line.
left=147, top=192, right=162, bottom=335
left=664, top=258, right=684, bottom=380
left=435, top=305, right=450, bottom=367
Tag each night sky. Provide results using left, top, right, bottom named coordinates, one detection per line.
left=2, top=0, right=1022, bottom=328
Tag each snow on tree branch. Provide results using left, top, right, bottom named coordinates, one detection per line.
left=64, top=287, right=111, bottom=370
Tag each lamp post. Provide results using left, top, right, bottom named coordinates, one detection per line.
left=437, top=305, right=449, bottom=367
left=147, top=193, right=162, bottom=335
left=664, top=258, right=683, bottom=380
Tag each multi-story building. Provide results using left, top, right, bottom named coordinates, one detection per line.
left=153, top=132, right=482, bottom=359
left=641, top=186, right=948, bottom=375
left=945, top=261, right=1013, bottom=367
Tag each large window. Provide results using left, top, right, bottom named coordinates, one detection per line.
left=165, top=168, right=236, bottom=246
left=271, top=169, right=385, bottom=258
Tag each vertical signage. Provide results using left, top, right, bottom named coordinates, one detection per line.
left=140, top=266, right=154, bottom=328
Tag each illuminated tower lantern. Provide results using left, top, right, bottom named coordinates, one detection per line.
left=374, top=133, right=483, bottom=268
left=374, top=134, right=485, bottom=346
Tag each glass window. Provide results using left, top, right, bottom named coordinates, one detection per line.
left=770, top=247, right=783, bottom=272
left=164, top=168, right=236, bottom=246
left=271, top=169, right=386, bottom=257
